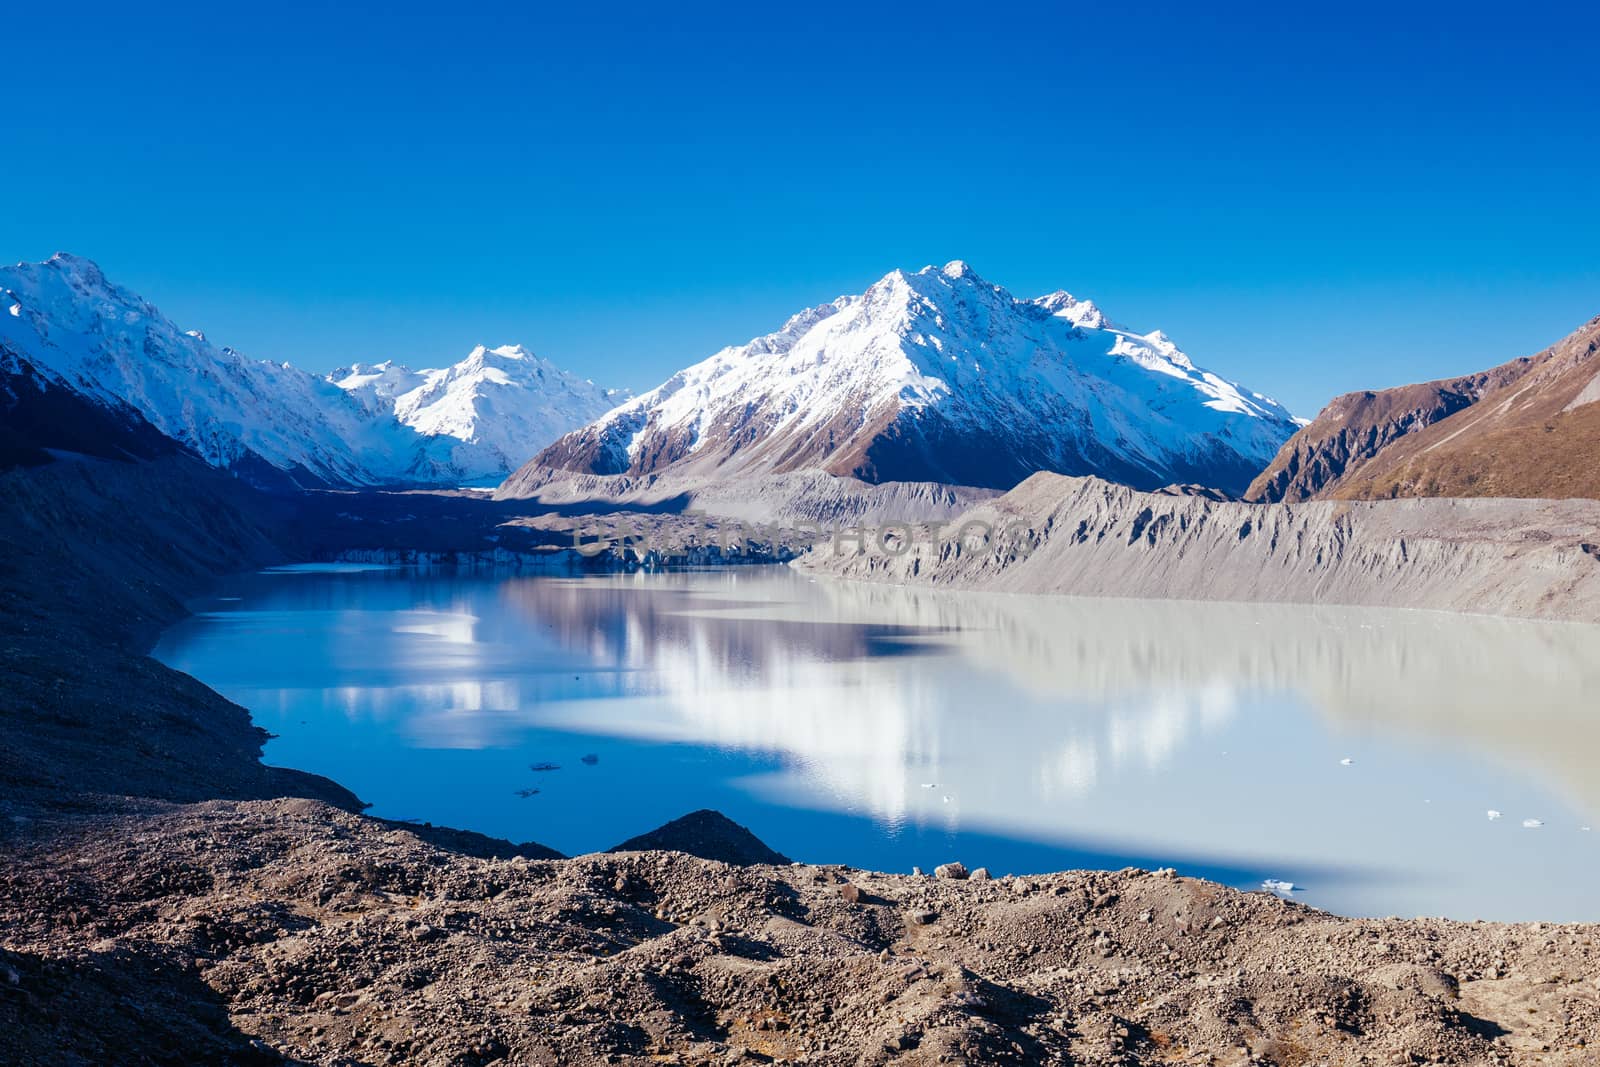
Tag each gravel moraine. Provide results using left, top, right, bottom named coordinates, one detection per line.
left=3, top=797, right=1599, bottom=1066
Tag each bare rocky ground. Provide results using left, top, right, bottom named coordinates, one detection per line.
left=6, top=456, right=1600, bottom=1064
left=6, top=796, right=1600, bottom=1067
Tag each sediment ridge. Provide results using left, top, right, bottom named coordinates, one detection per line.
left=795, top=472, right=1600, bottom=623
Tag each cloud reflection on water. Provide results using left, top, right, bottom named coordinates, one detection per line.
left=164, top=567, right=1600, bottom=918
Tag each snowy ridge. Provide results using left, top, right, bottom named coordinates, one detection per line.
left=0, top=254, right=400, bottom=485
left=533, top=262, right=1300, bottom=495
left=331, top=345, right=626, bottom=481
left=0, top=254, right=619, bottom=486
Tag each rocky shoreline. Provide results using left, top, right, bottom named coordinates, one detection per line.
left=4, top=458, right=1600, bottom=1064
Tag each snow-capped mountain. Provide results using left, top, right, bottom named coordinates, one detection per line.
left=331, top=345, right=626, bottom=481
left=328, top=361, right=430, bottom=417
left=0, top=254, right=618, bottom=487
left=530, top=262, right=1301, bottom=495
left=0, top=253, right=407, bottom=486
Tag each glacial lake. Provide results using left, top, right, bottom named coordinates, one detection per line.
left=154, top=564, right=1600, bottom=921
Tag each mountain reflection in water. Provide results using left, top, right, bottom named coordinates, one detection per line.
left=155, top=566, right=1600, bottom=920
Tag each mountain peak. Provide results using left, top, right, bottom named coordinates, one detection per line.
left=332, top=341, right=628, bottom=477
left=528, top=264, right=1301, bottom=495
left=0, top=253, right=634, bottom=487
left=46, top=251, right=102, bottom=271
left=871, top=262, right=991, bottom=295
left=1032, top=289, right=1079, bottom=310
left=37, top=252, right=112, bottom=290
left=461, top=343, right=540, bottom=368
left=903, top=260, right=985, bottom=285
left=1032, top=290, right=1110, bottom=329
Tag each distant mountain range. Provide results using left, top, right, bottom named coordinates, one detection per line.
left=2, top=254, right=1301, bottom=498
left=8, top=251, right=1599, bottom=509
left=0, top=254, right=621, bottom=487
left=330, top=346, right=627, bottom=480
left=528, top=262, right=1301, bottom=496
left=1247, top=315, right=1600, bottom=502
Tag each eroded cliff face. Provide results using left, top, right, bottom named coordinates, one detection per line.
left=1246, top=315, right=1600, bottom=503
left=797, top=472, right=1600, bottom=623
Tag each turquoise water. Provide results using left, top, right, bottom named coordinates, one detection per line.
left=155, top=565, right=1600, bottom=920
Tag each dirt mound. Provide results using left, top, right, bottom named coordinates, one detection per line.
left=608, top=810, right=793, bottom=866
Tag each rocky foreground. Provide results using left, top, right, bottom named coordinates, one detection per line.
left=5, top=797, right=1599, bottom=1067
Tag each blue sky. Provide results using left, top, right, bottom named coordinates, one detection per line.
left=4, top=1, right=1597, bottom=416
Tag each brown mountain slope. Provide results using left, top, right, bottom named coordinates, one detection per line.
left=1246, top=315, right=1600, bottom=502
left=1243, top=374, right=1497, bottom=502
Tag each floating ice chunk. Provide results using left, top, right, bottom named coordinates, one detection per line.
left=1262, top=879, right=1296, bottom=895
left=1522, top=819, right=1544, bottom=829
left=1487, top=810, right=1503, bottom=820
